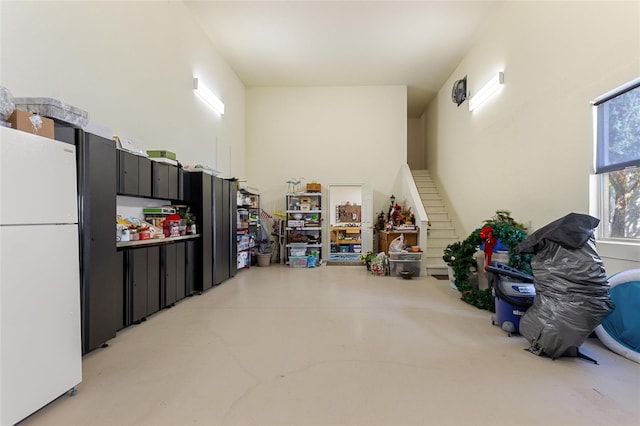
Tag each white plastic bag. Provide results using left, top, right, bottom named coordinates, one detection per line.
left=389, top=234, right=404, bottom=253
left=0, top=87, right=15, bottom=121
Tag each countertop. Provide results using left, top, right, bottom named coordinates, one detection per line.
left=117, top=234, right=200, bottom=249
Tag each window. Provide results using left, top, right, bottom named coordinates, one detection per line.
left=593, top=77, right=640, bottom=241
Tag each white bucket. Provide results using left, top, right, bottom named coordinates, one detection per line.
left=256, top=252, right=271, bottom=267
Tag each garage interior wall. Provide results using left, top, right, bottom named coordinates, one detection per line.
left=245, top=86, right=407, bottom=216
left=424, top=0, right=640, bottom=273
left=0, top=1, right=246, bottom=178
left=2, top=1, right=638, bottom=272
left=406, top=117, right=425, bottom=170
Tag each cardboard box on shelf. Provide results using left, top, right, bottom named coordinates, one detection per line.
left=306, top=182, right=321, bottom=193
left=6, top=109, right=54, bottom=139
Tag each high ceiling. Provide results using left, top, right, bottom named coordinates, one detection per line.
left=184, top=1, right=501, bottom=118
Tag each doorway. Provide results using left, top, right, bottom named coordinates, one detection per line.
left=326, top=184, right=373, bottom=264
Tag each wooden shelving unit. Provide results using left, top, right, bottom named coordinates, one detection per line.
left=285, top=192, right=322, bottom=265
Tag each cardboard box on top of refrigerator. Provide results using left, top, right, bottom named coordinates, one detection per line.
left=7, top=109, right=54, bottom=139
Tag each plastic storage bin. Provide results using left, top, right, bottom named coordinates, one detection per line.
left=389, top=259, right=421, bottom=277
left=290, top=243, right=307, bottom=257
left=389, top=252, right=422, bottom=261
left=289, top=256, right=308, bottom=268
left=13, top=97, right=89, bottom=128
left=291, top=248, right=307, bottom=257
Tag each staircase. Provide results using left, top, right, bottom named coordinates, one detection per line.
left=411, top=170, right=458, bottom=276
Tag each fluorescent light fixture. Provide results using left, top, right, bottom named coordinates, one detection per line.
left=469, top=71, right=504, bottom=112
left=193, top=77, right=225, bottom=115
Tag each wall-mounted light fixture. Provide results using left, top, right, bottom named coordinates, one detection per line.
left=469, top=71, right=504, bottom=112
left=193, top=77, right=225, bottom=115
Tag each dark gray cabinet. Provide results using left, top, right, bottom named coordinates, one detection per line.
left=176, top=243, right=186, bottom=301
left=229, top=179, right=238, bottom=277
left=130, top=249, right=147, bottom=324
left=186, top=172, right=213, bottom=292
left=162, top=243, right=186, bottom=307
left=125, top=246, right=160, bottom=326
left=163, top=244, right=177, bottom=306
left=214, top=177, right=237, bottom=284
left=147, top=247, right=160, bottom=316
left=77, top=131, right=123, bottom=354
left=178, top=168, right=186, bottom=201
left=117, top=150, right=151, bottom=197
left=152, top=162, right=179, bottom=200
left=126, top=242, right=189, bottom=319
left=185, top=240, right=196, bottom=296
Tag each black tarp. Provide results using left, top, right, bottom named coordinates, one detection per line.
left=516, top=213, right=612, bottom=359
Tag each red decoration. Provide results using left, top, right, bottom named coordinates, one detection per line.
left=479, top=225, right=496, bottom=270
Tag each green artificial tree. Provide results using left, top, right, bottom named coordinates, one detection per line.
left=443, top=210, right=532, bottom=311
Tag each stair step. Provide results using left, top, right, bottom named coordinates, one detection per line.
left=429, top=221, right=453, bottom=229
left=425, top=265, right=449, bottom=276
left=429, top=217, right=452, bottom=225
left=411, top=169, right=460, bottom=276
left=425, top=253, right=446, bottom=262
left=427, top=212, right=450, bottom=221
left=424, top=255, right=447, bottom=263
left=429, top=229, right=457, bottom=239
left=426, top=237, right=457, bottom=249
left=425, top=206, right=446, bottom=213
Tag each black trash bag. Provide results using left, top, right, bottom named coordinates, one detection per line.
left=516, top=213, right=612, bottom=359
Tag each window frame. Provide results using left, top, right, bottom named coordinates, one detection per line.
left=591, top=77, right=640, bottom=242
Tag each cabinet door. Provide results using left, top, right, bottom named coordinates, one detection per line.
left=138, top=156, right=152, bottom=197
left=164, top=244, right=177, bottom=306
left=229, top=180, right=237, bottom=277
left=168, top=165, right=179, bottom=200
left=178, top=168, right=186, bottom=201
left=131, top=249, right=147, bottom=324
left=146, top=246, right=160, bottom=315
left=213, top=177, right=224, bottom=285
left=176, top=243, right=186, bottom=301
left=185, top=240, right=196, bottom=296
left=222, top=179, right=231, bottom=279
left=80, top=132, right=121, bottom=354
left=186, top=172, right=212, bottom=292
left=115, top=251, right=125, bottom=331
left=117, top=150, right=139, bottom=195
left=152, top=162, right=169, bottom=199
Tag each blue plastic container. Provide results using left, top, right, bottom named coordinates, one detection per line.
left=493, top=279, right=535, bottom=336
left=479, top=238, right=509, bottom=252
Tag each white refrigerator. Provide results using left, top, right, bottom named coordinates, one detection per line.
left=0, top=126, right=82, bottom=425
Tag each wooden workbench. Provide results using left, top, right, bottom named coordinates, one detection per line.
left=378, top=229, right=419, bottom=254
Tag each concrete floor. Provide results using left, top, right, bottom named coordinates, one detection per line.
left=21, top=265, right=640, bottom=426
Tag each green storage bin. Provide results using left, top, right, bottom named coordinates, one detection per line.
left=147, top=150, right=177, bottom=160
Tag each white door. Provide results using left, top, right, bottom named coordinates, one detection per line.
left=0, top=224, right=82, bottom=426
left=360, top=183, right=373, bottom=253
left=0, top=127, right=78, bottom=225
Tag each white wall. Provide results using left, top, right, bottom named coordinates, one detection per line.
left=0, top=1, right=245, bottom=178
left=246, top=86, right=407, bottom=216
left=425, top=1, right=639, bottom=273
left=407, top=118, right=424, bottom=169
